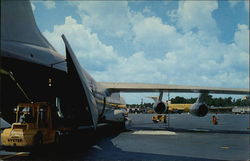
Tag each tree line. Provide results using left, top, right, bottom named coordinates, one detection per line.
left=170, top=95, right=249, bottom=107
left=128, top=95, right=249, bottom=108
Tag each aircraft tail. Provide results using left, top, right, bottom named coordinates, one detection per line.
left=1, top=0, right=54, bottom=50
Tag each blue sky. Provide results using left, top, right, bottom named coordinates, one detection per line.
left=31, top=0, right=249, bottom=104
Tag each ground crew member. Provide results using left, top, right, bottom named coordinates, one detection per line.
left=212, top=115, right=218, bottom=125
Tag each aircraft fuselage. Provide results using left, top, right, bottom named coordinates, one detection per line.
left=1, top=40, right=124, bottom=127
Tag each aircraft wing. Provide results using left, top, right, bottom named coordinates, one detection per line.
left=99, top=82, right=249, bottom=95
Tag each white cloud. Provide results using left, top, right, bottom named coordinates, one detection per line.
left=43, top=1, right=56, bottom=9
left=71, top=1, right=131, bottom=38
left=93, top=52, right=169, bottom=83
left=172, top=1, right=219, bottom=36
left=132, top=16, right=182, bottom=57
left=40, top=1, right=248, bottom=103
left=234, top=24, right=249, bottom=52
left=94, top=23, right=248, bottom=90
left=43, top=16, right=122, bottom=71
left=91, top=23, right=248, bottom=87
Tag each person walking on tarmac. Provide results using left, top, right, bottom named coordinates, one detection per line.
left=212, top=115, right=218, bottom=125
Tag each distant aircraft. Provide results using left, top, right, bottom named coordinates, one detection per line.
left=0, top=0, right=248, bottom=130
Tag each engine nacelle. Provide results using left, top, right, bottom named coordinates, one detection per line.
left=190, top=103, right=209, bottom=117
left=153, top=101, right=168, bottom=114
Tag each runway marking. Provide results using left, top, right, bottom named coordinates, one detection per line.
left=131, top=130, right=176, bottom=135
left=191, top=128, right=209, bottom=132
left=0, top=152, right=28, bottom=160
left=220, top=146, right=230, bottom=150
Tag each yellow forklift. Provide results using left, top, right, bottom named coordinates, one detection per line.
left=0, top=69, right=67, bottom=150
left=152, top=114, right=167, bottom=123
left=1, top=102, right=62, bottom=149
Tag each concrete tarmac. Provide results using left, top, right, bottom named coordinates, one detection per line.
left=0, top=113, right=249, bottom=161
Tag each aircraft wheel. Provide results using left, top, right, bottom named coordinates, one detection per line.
left=113, top=120, right=126, bottom=132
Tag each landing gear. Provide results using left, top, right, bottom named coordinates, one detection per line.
left=113, top=120, right=126, bottom=132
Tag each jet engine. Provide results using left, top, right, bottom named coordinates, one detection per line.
left=153, top=101, right=168, bottom=114
left=190, top=103, right=209, bottom=117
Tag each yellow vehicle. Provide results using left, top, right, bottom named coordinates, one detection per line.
left=152, top=114, right=167, bottom=123
left=168, top=104, right=192, bottom=114
left=1, top=102, right=63, bottom=149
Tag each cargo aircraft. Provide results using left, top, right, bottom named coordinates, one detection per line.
left=1, top=0, right=249, bottom=130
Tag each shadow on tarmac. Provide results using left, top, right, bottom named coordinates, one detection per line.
left=3, top=125, right=228, bottom=161
left=2, top=125, right=123, bottom=160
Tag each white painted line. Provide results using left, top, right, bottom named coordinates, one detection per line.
left=191, top=129, right=209, bottom=132
left=131, top=130, right=176, bottom=135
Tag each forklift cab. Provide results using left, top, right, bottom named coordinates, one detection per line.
left=18, top=106, right=35, bottom=123
left=15, top=102, right=52, bottom=129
